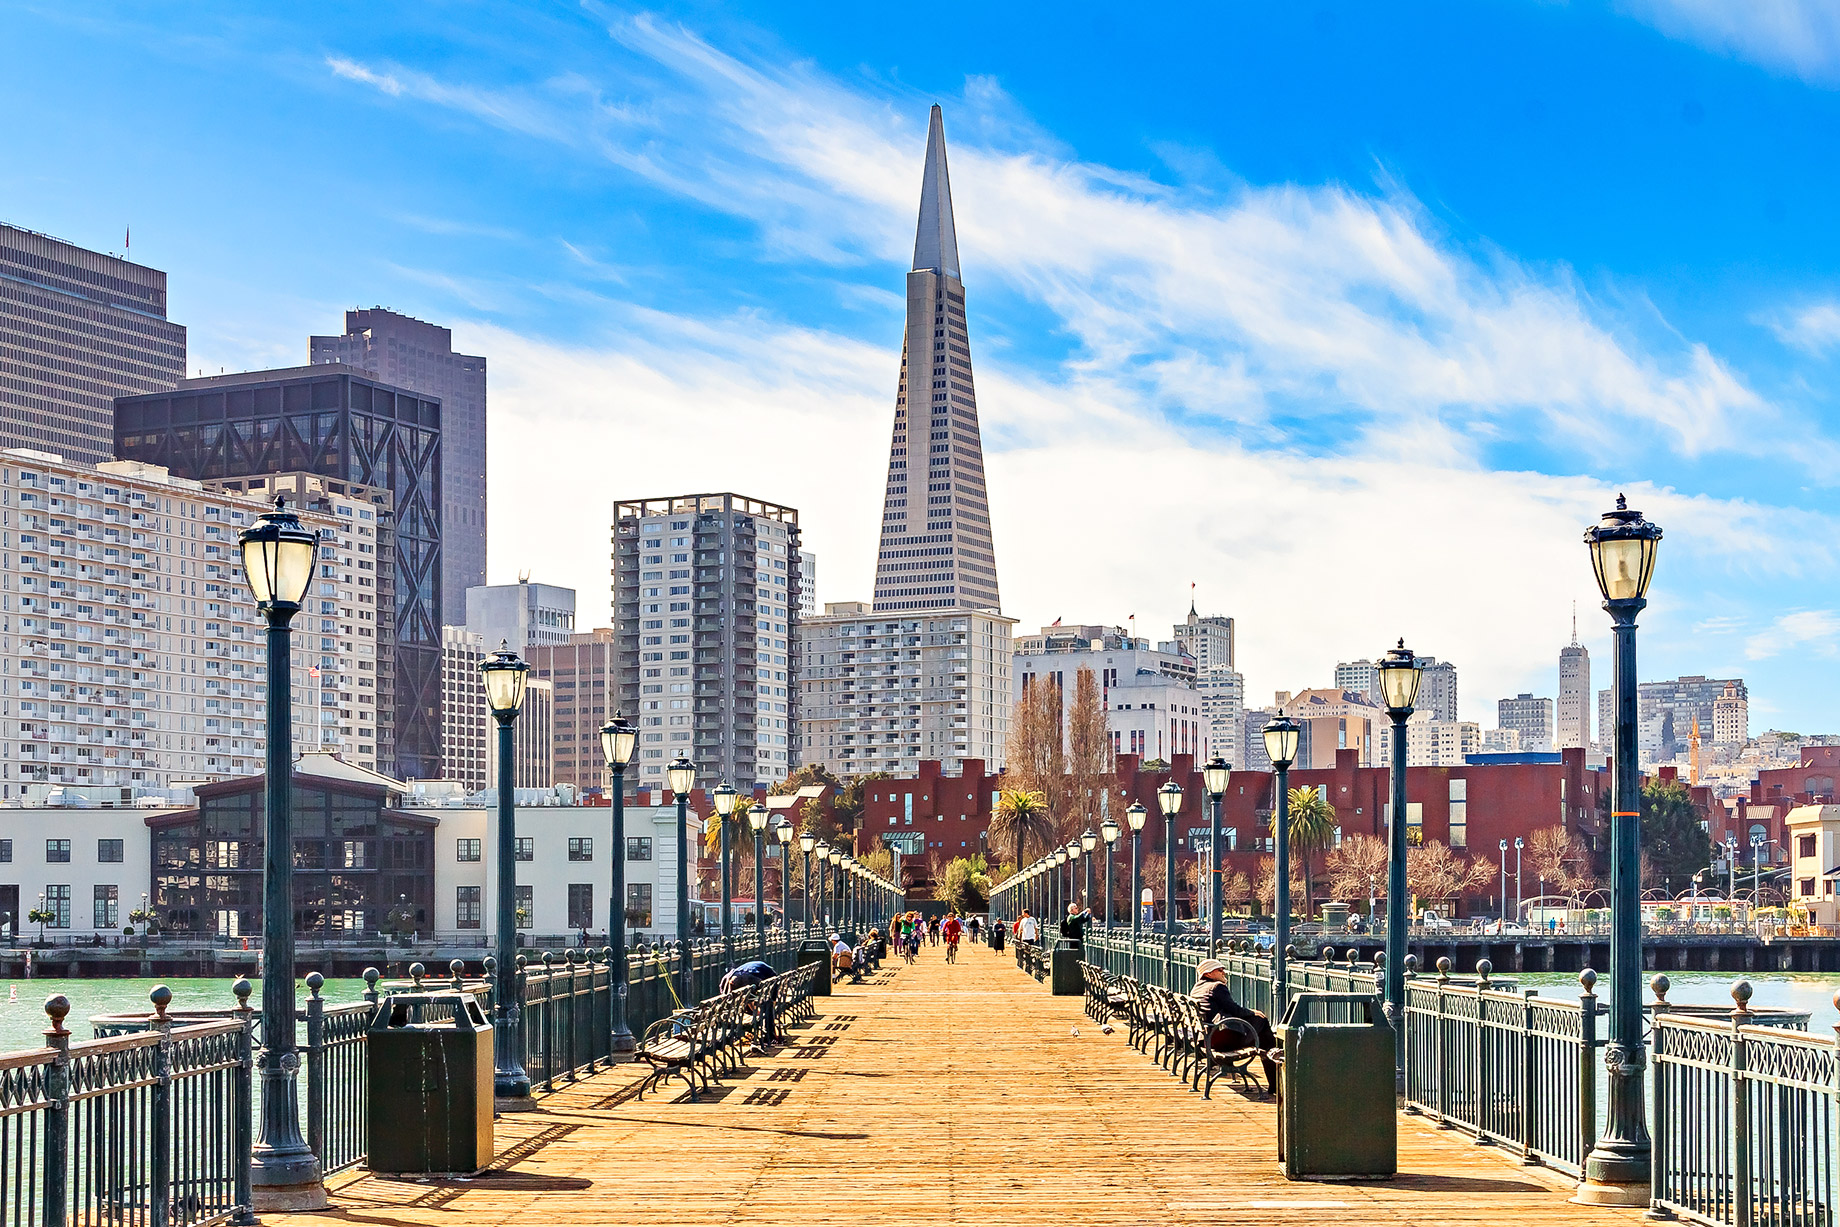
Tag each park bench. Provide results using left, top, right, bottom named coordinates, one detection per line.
left=1096, top=972, right=1263, bottom=1100
left=1079, top=963, right=1128, bottom=1025
left=637, top=964, right=823, bottom=1100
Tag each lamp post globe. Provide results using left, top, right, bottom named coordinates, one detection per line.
left=1375, top=638, right=1422, bottom=1087
left=1157, top=780, right=1183, bottom=984
left=238, top=497, right=325, bottom=1209
left=1581, top=493, right=1662, bottom=1203
left=666, top=756, right=697, bottom=1002
left=1263, top=715, right=1300, bottom=1001
left=600, top=715, right=637, bottom=1051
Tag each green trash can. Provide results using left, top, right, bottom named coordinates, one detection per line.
left=1276, top=992, right=1396, bottom=1180
left=1050, top=939, right=1084, bottom=995
left=366, top=992, right=494, bottom=1175
left=798, top=938, right=832, bottom=996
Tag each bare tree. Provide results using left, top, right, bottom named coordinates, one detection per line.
left=1406, top=841, right=1498, bottom=911
left=1527, top=824, right=1597, bottom=897
left=1255, top=855, right=1309, bottom=915
left=1065, top=666, right=1114, bottom=842
left=1005, top=675, right=1067, bottom=821
left=1325, top=833, right=1391, bottom=905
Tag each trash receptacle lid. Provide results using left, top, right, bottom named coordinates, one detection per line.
left=1277, top=991, right=1385, bottom=1029
left=368, top=992, right=491, bottom=1034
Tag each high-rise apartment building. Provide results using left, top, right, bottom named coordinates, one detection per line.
left=439, top=627, right=488, bottom=793
left=1, top=225, right=186, bottom=464
left=872, top=107, right=1000, bottom=614
left=1334, top=659, right=1378, bottom=702
left=612, top=493, right=800, bottom=793
left=1277, top=689, right=1383, bottom=769
left=1337, top=655, right=1456, bottom=721
left=1013, top=635, right=1208, bottom=761
left=800, top=601, right=1013, bottom=778
left=530, top=629, right=617, bottom=794
left=465, top=581, right=575, bottom=652
left=1497, top=693, right=1554, bottom=752
left=1637, top=675, right=1749, bottom=762
left=1373, top=711, right=1481, bottom=767
left=1240, top=707, right=1278, bottom=773
left=1598, top=688, right=1616, bottom=757
left=212, top=472, right=392, bottom=771
left=1713, top=681, right=1749, bottom=747
left=311, top=309, right=486, bottom=615
left=0, top=450, right=346, bottom=794
left=1558, top=629, right=1592, bottom=750
left=798, top=551, right=818, bottom=619
left=1173, top=606, right=1234, bottom=674
left=1174, top=606, right=1242, bottom=764
left=487, top=676, right=552, bottom=791
left=114, top=364, right=444, bottom=779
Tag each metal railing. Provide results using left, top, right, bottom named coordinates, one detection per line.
left=1, top=992, right=253, bottom=1227
left=1652, top=985, right=1839, bottom=1227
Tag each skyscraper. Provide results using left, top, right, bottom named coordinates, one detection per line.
left=311, top=309, right=486, bottom=615
left=872, top=106, right=1000, bottom=614
left=1558, top=619, right=1592, bottom=750
left=1336, top=654, right=1456, bottom=721
left=1497, top=693, right=1555, bottom=752
left=1, top=224, right=186, bottom=463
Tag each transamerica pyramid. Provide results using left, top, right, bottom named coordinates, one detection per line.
left=871, top=105, right=1002, bottom=613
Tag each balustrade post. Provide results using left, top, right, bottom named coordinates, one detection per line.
left=540, top=952, right=557, bottom=1091
left=1520, top=989, right=1539, bottom=1164
left=1731, top=980, right=1754, bottom=1227
left=305, top=972, right=326, bottom=1162
left=564, top=949, right=580, bottom=1081
left=1432, top=956, right=1452, bottom=1124
left=1577, top=968, right=1598, bottom=1186
left=231, top=978, right=256, bottom=1226
left=1475, top=958, right=1493, bottom=1144
left=362, top=967, right=381, bottom=1006
left=43, top=995, right=70, bottom=1227
left=150, top=986, right=174, bottom=1227
left=450, top=959, right=466, bottom=993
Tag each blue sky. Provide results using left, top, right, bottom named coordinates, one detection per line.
left=4, top=0, right=1840, bottom=732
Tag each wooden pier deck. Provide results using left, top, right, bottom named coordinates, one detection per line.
left=277, top=947, right=1651, bottom=1227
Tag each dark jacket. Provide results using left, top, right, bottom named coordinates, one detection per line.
left=720, top=960, right=774, bottom=993
left=1189, top=978, right=1260, bottom=1029
left=1059, top=910, right=1092, bottom=942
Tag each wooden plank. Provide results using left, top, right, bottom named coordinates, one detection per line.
left=269, top=948, right=1652, bottom=1226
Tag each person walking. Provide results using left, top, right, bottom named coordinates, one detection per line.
left=1017, top=909, right=1039, bottom=945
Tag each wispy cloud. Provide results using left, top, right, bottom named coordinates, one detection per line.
left=1770, top=301, right=1840, bottom=354
left=1747, top=610, right=1840, bottom=660
left=1620, top=0, right=1840, bottom=86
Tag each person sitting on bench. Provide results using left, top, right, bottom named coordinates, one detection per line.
left=719, top=959, right=774, bottom=994
left=829, top=933, right=861, bottom=983
left=1191, top=959, right=1279, bottom=1093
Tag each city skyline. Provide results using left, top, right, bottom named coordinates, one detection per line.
left=5, top=5, right=1839, bottom=732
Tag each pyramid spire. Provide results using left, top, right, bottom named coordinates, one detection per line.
left=913, top=105, right=961, bottom=279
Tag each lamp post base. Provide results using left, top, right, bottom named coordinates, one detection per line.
left=610, top=1032, right=637, bottom=1054
left=1572, top=1179, right=1650, bottom=1208
left=252, top=1171, right=328, bottom=1213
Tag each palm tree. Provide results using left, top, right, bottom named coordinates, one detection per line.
left=990, top=788, right=1054, bottom=877
left=1272, top=785, right=1338, bottom=921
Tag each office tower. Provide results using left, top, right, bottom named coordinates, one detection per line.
left=1598, top=688, right=1615, bottom=756
left=529, top=628, right=618, bottom=794
left=440, top=627, right=488, bottom=793
left=0, top=450, right=347, bottom=794
left=872, top=106, right=1000, bottom=613
left=1374, top=712, right=1482, bottom=767
left=1339, top=655, right=1455, bottom=722
left=1173, top=606, right=1234, bottom=673
left=1713, top=681, right=1749, bottom=746
left=1497, top=693, right=1554, bottom=752
left=0, top=224, right=186, bottom=464
left=114, top=363, right=443, bottom=779
left=465, top=580, right=576, bottom=652
left=311, top=309, right=486, bottom=615
left=799, top=551, right=818, bottom=619
left=800, top=602, right=1013, bottom=777
left=1240, top=707, right=1278, bottom=773
left=487, top=676, right=552, bottom=791
left=1334, top=659, right=1379, bottom=703
left=1013, top=634, right=1208, bottom=761
left=1558, top=623, right=1591, bottom=750
left=612, top=493, right=801, bottom=793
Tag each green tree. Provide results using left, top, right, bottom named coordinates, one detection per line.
left=934, top=854, right=993, bottom=913
left=1642, top=778, right=1713, bottom=889
left=1273, top=786, right=1338, bottom=919
left=769, top=763, right=841, bottom=796
left=832, top=772, right=890, bottom=834
left=990, top=787, right=1055, bottom=869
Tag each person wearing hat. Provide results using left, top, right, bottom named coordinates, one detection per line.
left=829, top=932, right=860, bottom=983
left=1192, top=959, right=1279, bottom=1093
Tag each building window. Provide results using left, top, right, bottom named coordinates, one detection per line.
left=97, top=839, right=124, bottom=864
left=1800, top=835, right=1817, bottom=859
left=456, top=838, right=482, bottom=863
left=515, top=885, right=534, bottom=929
left=0, top=839, right=12, bottom=863
left=515, top=837, right=534, bottom=862
left=93, top=885, right=118, bottom=929
left=1801, top=878, right=1817, bottom=898
left=46, top=840, right=71, bottom=864
left=342, top=841, right=368, bottom=870
left=567, top=884, right=595, bottom=930
left=45, top=886, right=70, bottom=929
left=627, top=837, right=653, bottom=862
left=456, top=886, right=481, bottom=929
left=626, top=883, right=653, bottom=927
left=568, top=837, right=594, bottom=862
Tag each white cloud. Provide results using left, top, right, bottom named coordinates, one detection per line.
left=1746, top=610, right=1840, bottom=660
left=1620, top=0, right=1840, bottom=85
left=1770, top=301, right=1840, bottom=354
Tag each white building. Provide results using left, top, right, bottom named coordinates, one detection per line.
left=0, top=804, right=167, bottom=939
left=0, top=451, right=380, bottom=795
left=800, top=601, right=1014, bottom=778
left=1477, top=727, right=1523, bottom=755
left=798, top=551, right=818, bottom=619
left=1713, top=681, right=1749, bottom=747
left=1497, top=693, right=1554, bottom=753
left=440, top=627, right=488, bottom=793
left=1012, top=636, right=1209, bottom=762
left=1558, top=633, right=1592, bottom=750
left=1373, top=710, right=1481, bottom=766
left=465, top=580, right=576, bottom=652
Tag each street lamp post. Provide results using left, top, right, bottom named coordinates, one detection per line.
left=1081, top=828, right=1098, bottom=912
left=1054, top=846, right=1068, bottom=928
left=1101, top=816, right=1120, bottom=930
left=1377, top=638, right=1423, bottom=1091
left=1127, top=802, right=1146, bottom=978
left=238, top=497, right=325, bottom=1210
left=711, top=784, right=738, bottom=970
left=1579, top=492, right=1663, bottom=1205
left=1500, top=839, right=1510, bottom=920
left=814, top=842, right=831, bottom=931
left=775, top=819, right=793, bottom=956
left=667, top=757, right=697, bottom=1006
left=799, top=831, right=816, bottom=936
left=749, top=801, right=770, bottom=959
left=482, top=642, right=534, bottom=1106
left=1067, top=840, right=1082, bottom=918
left=1203, top=756, right=1230, bottom=954
left=1263, top=717, right=1300, bottom=1005
left=599, top=716, right=637, bottom=1052
left=1158, top=780, right=1184, bottom=987
left=1514, top=837, right=1525, bottom=923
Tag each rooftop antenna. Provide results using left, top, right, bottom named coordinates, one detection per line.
left=517, top=569, right=531, bottom=584
left=1571, top=602, right=1578, bottom=646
